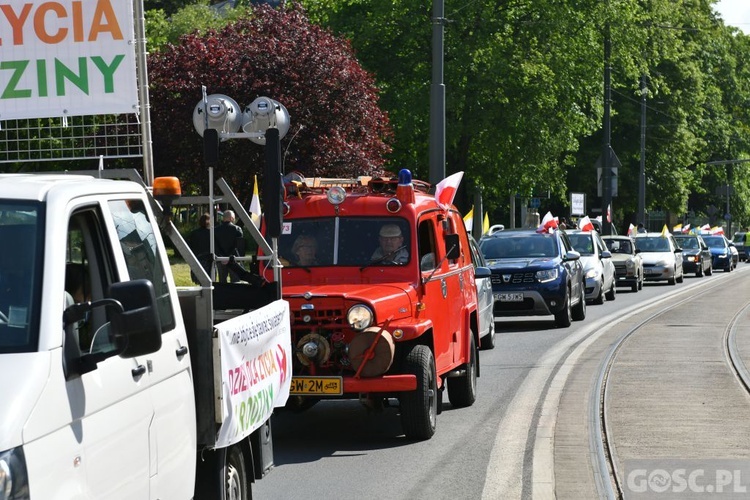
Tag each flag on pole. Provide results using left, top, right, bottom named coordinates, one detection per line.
left=660, top=224, right=669, bottom=237
left=700, top=223, right=710, bottom=234
left=483, top=212, right=490, bottom=235
left=537, top=211, right=559, bottom=233
left=463, top=206, right=474, bottom=232
left=249, top=175, right=261, bottom=228
left=578, top=215, right=595, bottom=232
left=434, top=171, right=464, bottom=210
left=682, top=223, right=690, bottom=233
left=627, top=223, right=635, bottom=236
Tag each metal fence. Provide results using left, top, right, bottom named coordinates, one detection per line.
left=0, top=114, right=142, bottom=164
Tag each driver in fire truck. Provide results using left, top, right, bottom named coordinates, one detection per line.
left=370, top=224, right=409, bottom=264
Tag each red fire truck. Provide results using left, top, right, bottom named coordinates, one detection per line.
left=260, top=169, right=483, bottom=440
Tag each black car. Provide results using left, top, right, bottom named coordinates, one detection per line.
left=673, top=234, right=712, bottom=277
left=478, top=229, right=586, bottom=328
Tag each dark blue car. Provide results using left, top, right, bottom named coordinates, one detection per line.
left=702, top=235, right=736, bottom=272
left=478, top=229, right=586, bottom=328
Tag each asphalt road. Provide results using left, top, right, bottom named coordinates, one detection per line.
left=254, top=265, right=750, bottom=500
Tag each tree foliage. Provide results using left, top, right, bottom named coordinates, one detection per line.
left=301, top=0, right=750, bottom=229
left=147, top=4, right=392, bottom=201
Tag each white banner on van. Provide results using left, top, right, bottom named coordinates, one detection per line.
left=215, top=299, right=292, bottom=449
left=0, top=0, right=138, bottom=120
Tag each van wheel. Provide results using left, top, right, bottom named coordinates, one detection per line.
left=226, top=444, right=251, bottom=500
left=572, top=282, right=586, bottom=321
left=480, top=322, right=496, bottom=350
left=555, top=289, right=573, bottom=327
left=447, top=333, right=477, bottom=408
left=399, top=345, right=437, bottom=440
left=605, top=281, right=616, bottom=301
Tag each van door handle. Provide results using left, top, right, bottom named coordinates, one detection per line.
left=131, top=364, right=146, bottom=378
left=176, top=345, right=188, bottom=358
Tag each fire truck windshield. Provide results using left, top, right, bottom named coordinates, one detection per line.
left=279, top=217, right=411, bottom=267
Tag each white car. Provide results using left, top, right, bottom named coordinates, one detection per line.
left=634, top=232, right=684, bottom=285
left=469, top=235, right=495, bottom=349
left=566, top=229, right=616, bottom=304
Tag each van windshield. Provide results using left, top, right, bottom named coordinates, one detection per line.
left=278, top=217, right=411, bottom=267
left=0, top=203, right=43, bottom=354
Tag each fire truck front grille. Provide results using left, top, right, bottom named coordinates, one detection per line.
left=292, top=308, right=345, bottom=329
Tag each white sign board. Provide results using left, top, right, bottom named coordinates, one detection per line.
left=0, top=0, right=138, bottom=120
left=571, top=192, right=585, bottom=216
left=215, top=299, right=293, bottom=448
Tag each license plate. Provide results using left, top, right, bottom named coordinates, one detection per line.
left=495, top=292, right=524, bottom=302
left=290, top=376, right=343, bottom=395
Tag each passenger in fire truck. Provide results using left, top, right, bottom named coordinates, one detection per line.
left=291, top=234, right=319, bottom=266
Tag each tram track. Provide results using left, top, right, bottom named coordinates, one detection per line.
left=593, top=275, right=750, bottom=499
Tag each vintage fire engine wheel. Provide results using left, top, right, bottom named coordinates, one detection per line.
left=447, top=332, right=477, bottom=408
left=225, top=444, right=251, bottom=500
left=399, top=345, right=437, bottom=440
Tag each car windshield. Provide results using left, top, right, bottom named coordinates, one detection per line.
left=0, top=202, right=43, bottom=354
left=635, top=236, right=671, bottom=252
left=605, top=238, right=632, bottom=254
left=676, top=237, right=698, bottom=249
left=567, top=233, right=595, bottom=255
left=703, top=236, right=726, bottom=248
left=480, top=234, right=557, bottom=259
left=277, top=217, right=411, bottom=267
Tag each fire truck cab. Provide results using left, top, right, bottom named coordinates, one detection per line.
left=262, top=169, right=481, bottom=440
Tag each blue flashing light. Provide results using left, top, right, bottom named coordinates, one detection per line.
left=398, top=169, right=412, bottom=185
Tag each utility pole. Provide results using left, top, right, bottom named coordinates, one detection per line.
left=602, top=17, right=613, bottom=235
left=638, top=74, right=647, bottom=228
left=429, top=0, right=446, bottom=186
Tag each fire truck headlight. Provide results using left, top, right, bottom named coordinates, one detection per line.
left=327, top=186, right=346, bottom=205
left=347, top=304, right=373, bottom=331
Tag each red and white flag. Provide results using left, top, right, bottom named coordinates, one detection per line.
left=710, top=226, right=724, bottom=235
left=578, top=215, right=595, bottom=232
left=537, top=211, right=559, bottom=233
left=627, top=223, right=635, bottom=236
left=700, top=223, right=710, bottom=233
left=681, top=223, right=691, bottom=233
left=606, top=204, right=612, bottom=223
left=434, top=171, right=464, bottom=210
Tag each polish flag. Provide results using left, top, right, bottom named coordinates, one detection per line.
left=681, top=223, right=691, bottom=233
left=537, top=211, right=559, bottom=233
left=710, top=226, right=725, bottom=235
left=578, top=216, right=595, bottom=232
left=700, top=223, right=711, bottom=233
left=627, top=223, right=635, bottom=236
left=434, top=171, right=464, bottom=210
left=606, top=204, right=611, bottom=223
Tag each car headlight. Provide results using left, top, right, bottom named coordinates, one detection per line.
left=625, top=259, right=635, bottom=269
left=0, top=447, right=29, bottom=500
left=585, top=268, right=601, bottom=279
left=536, top=268, right=559, bottom=283
left=347, top=304, right=373, bottom=331
left=718, top=252, right=727, bottom=258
